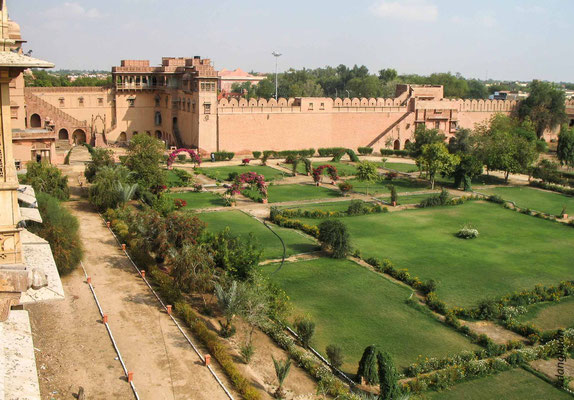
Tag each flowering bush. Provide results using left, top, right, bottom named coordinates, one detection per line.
left=457, top=224, right=479, bottom=239
left=193, top=183, right=203, bottom=192
left=226, top=172, right=268, bottom=202
left=174, top=198, right=187, bottom=209
left=312, top=165, right=339, bottom=183
left=242, top=158, right=250, bottom=165
left=167, top=148, right=201, bottom=167
left=338, top=181, right=353, bottom=195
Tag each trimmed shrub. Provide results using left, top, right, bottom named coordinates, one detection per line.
left=358, top=146, right=374, bottom=155
left=326, top=344, right=344, bottom=369
left=457, top=224, right=479, bottom=239
left=213, top=151, right=234, bottom=161
left=177, top=154, right=187, bottom=162
left=318, top=220, right=351, bottom=258
left=357, top=345, right=379, bottom=385
left=318, top=147, right=345, bottom=157
left=338, top=181, right=353, bottom=195
left=294, top=316, right=315, bottom=348
left=487, top=195, right=505, bottom=204
left=29, top=193, right=83, bottom=275
left=418, top=188, right=450, bottom=208
left=252, top=151, right=261, bottom=159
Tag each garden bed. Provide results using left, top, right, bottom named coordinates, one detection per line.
left=165, top=191, right=225, bottom=209
left=244, top=184, right=341, bottom=203
left=280, top=161, right=357, bottom=177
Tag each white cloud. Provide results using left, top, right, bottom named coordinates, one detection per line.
left=43, top=2, right=103, bottom=20
left=370, top=0, right=438, bottom=22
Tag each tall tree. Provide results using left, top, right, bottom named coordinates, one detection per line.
left=517, top=80, right=567, bottom=138
left=125, top=134, right=166, bottom=191
left=356, top=345, right=379, bottom=385
left=557, top=125, right=574, bottom=168
left=355, top=161, right=379, bottom=195
left=407, top=125, right=446, bottom=157
left=377, top=351, right=399, bottom=400
left=419, top=143, right=460, bottom=189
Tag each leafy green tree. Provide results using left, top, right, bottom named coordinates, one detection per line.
left=557, top=125, right=574, bottom=168
left=356, top=345, right=379, bottom=385
left=419, top=143, right=460, bottom=189
left=23, top=162, right=70, bottom=200
left=378, top=68, right=398, bottom=83
left=345, top=75, right=382, bottom=98
left=29, top=193, right=83, bottom=275
left=88, top=166, right=131, bottom=211
left=467, top=79, right=488, bottom=99
left=356, top=161, right=379, bottom=195
left=85, top=147, right=115, bottom=183
left=208, top=228, right=262, bottom=280
left=447, top=128, right=474, bottom=154
left=255, top=78, right=276, bottom=98
left=318, top=220, right=351, bottom=259
left=451, top=153, right=483, bottom=191
left=272, top=356, right=292, bottom=399
left=532, top=159, right=562, bottom=183
left=518, top=80, right=567, bottom=138
left=377, top=351, right=400, bottom=400
left=407, top=125, right=446, bottom=157
left=124, top=134, right=166, bottom=191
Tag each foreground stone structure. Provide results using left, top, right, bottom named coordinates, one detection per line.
left=0, top=1, right=63, bottom=398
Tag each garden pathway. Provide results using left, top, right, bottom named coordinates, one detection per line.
left=64, top=200, right=236, bottom=400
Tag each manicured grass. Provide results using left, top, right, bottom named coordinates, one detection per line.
left=279, top=200, right=362, bottom=213
left=345, top=178, right=432, bottom=195
left=280, top=161, right=357, bottom=177
left=433, top=173, right=507, bottom=187
left=245, top=184, right=341, bottom=203
left=263, top=258, right=479, bottom=371
left=198, top=210, right=317, bottom=259
left=295, top=202, right=574, bottom=308
left=165, top=191, right=225, bottom=209
left=166, top=168, right=193, bottom=187
left=379, top=162, right=418, bottom=173
left=516, top=296, right=574, bottom=331
left=197, top=165, right=289, bottom=182
left=378, top=193, right=435, bottom=205
left=426, top=368, right=572, bottom=399
left=478, top=186, right=574, bottom=216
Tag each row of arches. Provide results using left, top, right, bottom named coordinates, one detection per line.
left=57, top=128, right=87, bottom=144
left=116, top=130, right=164, bottom=143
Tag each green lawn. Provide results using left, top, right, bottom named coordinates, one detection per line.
left=378, top=193, right=435, bottom=205
left=279, top=200, right=362, bottom=213
left=433, top=173, right=507, bottom=187
left=425, top=368, right=572, bottom=399
left=344, top=178, right=433, bottom=195
left=294, top=202, right=574, bottom=308
left=280, top=161, right=358, bottom=177
left=263, top=258, right=478, bottom=372
left=379, top=162, right=418, bottom=173
left=197, top=165, right=289, bottom=182
left=245, top=184, right=341, bottom=203
left=165, top=191, right=225, bottom=209
left=478, top=186, right=574, bottom=216
left=198, top=210, right=317, bottom=259
left=516, top=296, right=574, bottom=331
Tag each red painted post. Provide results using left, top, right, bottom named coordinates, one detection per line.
left=103, top=314, right=108, bottom=324
left=205, top=354, right=211, bottom=366
left=141, top=270, right=146, bottom=278
left=166, top=305, right=172, bottom=315
left=121, top=244, right=126, bottom=251
left=87, top=276, right=91, bottom=284
left=128, top=371, right=134, bottom=383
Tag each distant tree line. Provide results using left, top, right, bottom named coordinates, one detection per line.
left=25, top=69, right=112, bottom=87
left=231, top=65, right=572, bottom=100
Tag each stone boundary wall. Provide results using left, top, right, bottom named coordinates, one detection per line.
left=26, top=87, right=110, bottom=94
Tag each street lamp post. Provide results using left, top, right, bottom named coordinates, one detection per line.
left=272, top=51, right=282, bottom=100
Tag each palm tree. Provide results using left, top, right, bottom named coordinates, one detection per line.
left=214, top=281, right=242, bottom=337
left=272, top=356, right=291, bottom=399
left=116, top=181, right=138, bottom=206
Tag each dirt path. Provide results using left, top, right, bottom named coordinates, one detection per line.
left=64, top=200, right=235, bottom=400
left=28, top=267, right=134, bottom=400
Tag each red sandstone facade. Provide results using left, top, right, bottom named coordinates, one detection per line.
left=20, top=57, right=574, bottom=159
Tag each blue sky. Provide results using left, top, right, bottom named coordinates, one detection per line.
left=9, top=0, right=573, bottom=82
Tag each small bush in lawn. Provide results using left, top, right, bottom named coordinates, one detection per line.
left=252, top=151, right=261, bottom=159
left=389, top=184, right=398, bottom=204
left=326, top=344, right=344, bottom=369
left=228, top=171, right=239, bottom=181
left=177, top=154, right=187, bottom=162
left=347, top=200, right=369, bottom=215
left=419, top=188, right=450, bottom=208
left=457, top=224, right=479, bottom=239
left=318, top=220, right=351, bottom=258
left=240, top=341, right=255, bottom=364
left=338, top=181, right=353, bottom=196
left=294, top=316, right=315, bottom=348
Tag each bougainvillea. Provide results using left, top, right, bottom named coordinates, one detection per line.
left=312, top=165, right=339, bottom=183
left=167, top=148, right=202, bottom=167
left=242, top=158, right=251, bottom=165
left=227, top=172, right=268, bottom=202
left=174, top=198, right=187, bottom=209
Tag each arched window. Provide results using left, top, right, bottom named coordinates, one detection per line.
left=30, top=113, right=41, bottom=128
left=58, top=128, right=69, bottom=140
left=155, top=111, right=162, bottom=126
left=393, top=139, right=401, bottom=150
